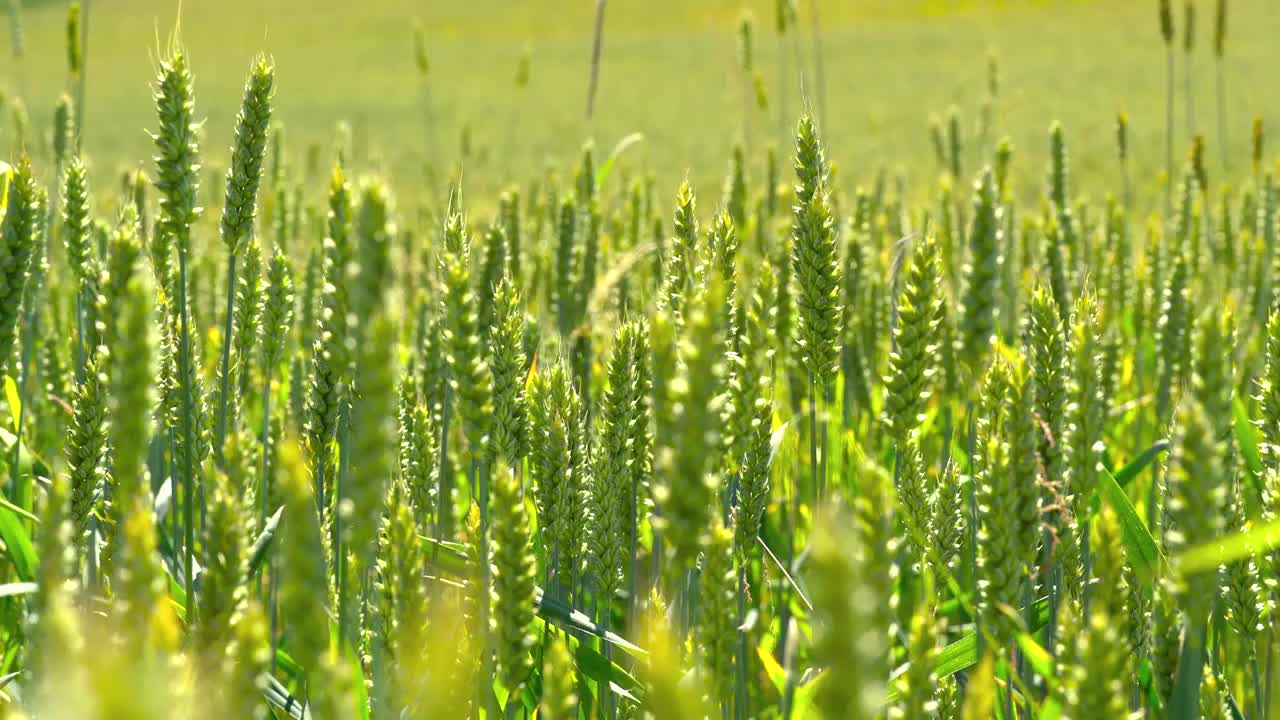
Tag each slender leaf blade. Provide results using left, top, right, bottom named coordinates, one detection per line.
left=1098, top=466, right=1164, bottom=584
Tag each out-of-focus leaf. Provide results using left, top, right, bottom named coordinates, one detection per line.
left=1235, top=398, right=1265, bottom=479
left=537, top=588, right=645, bottom=657
left=247, top=506, right=284, bottom=576
left=594, top=132, right=644, bottom=189
left=0, top=506, right=35, bottom=582
left=1112, top=439, right=1169, bottom=487
left=1176, top=516, right=1280, bottom=576
left=4, top=376, right=19, bottom=430
left=574, top=638, right=642, bottom=702
left=1098, top=466, right=1164, bottom=585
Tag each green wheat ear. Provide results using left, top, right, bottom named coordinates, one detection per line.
left=593, top=322, right=643, bottom=604
left=260, top=244, right=294, bottom=373
left=375, top=477, right=429, bottom=710
left=655, top=275, right=727, bottom=579
left=53, top=93, right=74, bottom=168
left=489, top=276, right=528, bottom=466
left=1026, top=283, right=1067, bottom=541
left=663, top=179, right=698, bottom=318
left=489, top=463, right=537, bottom=699
left=993, top=136, right=1013, bottom=195
left=730, top=266, right=775, bottom=560
left=1253, top=116, right=1264, bottom=176
left=278, top=437, right=332, bottom=680
left=441, top=215, right=494, bottom=456
left=151, top=46, right=201, bottom=258
left=895, top=440, right=931, bottom=568
left=947, top=106, right=963, bottom=180
left=790, top=115, right=842, bottom=387
left=958, top=168, right=999, bottom=377
left=0, top=157, right=41, bottom=377
left=975, top=349, right=1040, bottom=646
left=697, top=515, right=737, bottom=706
left=1220, top=482, right=1264, bottom=642
left=639, top=592, right=713, bottom=719
left=890, top=581, right=944, bottom=720
left=65, top=3, right=80, bottom=77
left=723, top=143, right=748, bottom=227
left=220, top=55, right=275, bottom=254
left=113, top=501, right=179, bottom=654
left=1150, top=579, right=1180, bottom=706
left=499, top=187, right=522, bottom=280
left=1155, top=249, right=1191, bottom=421
left=1165, top=394, right=1226, bottom=624
left=347, top=311, right=397, bottom=573
left=1063, top=290, right=1103, bottom=528
left=195, top=465, right=251, bottom=661
left=884, top=232, right=943, bottom=446
left=107, top=274, right=155, bottom=529
left=66, top=355, right=107, bottom=557
left=1258, top=309, right=1280, bottom=461
left=228, top=238, right=262, bottom=406
left=62, top=156, right=95, bottom=287
left=1048, top=121, right=1071, bottom=212
left=809, top=499, right=888, bottom=718
left=224, top=600, right=269, bottom=718
left=1062, top=515, right=1131, bottom=720
left=538, top=632, right=578, bottom=720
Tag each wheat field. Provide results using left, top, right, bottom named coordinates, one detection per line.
left=0, top=0, right=1279, bottom=718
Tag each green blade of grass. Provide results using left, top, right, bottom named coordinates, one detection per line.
left=594, top=132, right=644, bottom=189
left=1234, top=397, right=1265, bottom=479
left=884, top=596, right=1051, bottom=699
left=418, top=534, right=472, bottom=577
left=572, top=634, right=643, bottom=702
left=1112, top=439, right=1170, bottom=487
left=1098, top=465, right=1165, bottom=585
left=0, top=506, right=36, bottom=582
left=246, top=505, right=283, bottom=577
left=1175, top=516, right=1280, bottom=576
left=537, top=588, right=646, bottom=657
left=1014, top=632, right=1055, bottom=687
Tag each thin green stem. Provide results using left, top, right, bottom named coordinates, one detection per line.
left=434, top=385, right=453, bottom=541
left=808, top=372, right=819, bottom=500
left=1004, top=650, right=1016, bottom=720
left=215, top=252, right=238, bottom=463
left=1216, top=58, right=1228, bottom=171
left=178, top=245, right=196, bottom=625
left=1252, top=647, right=1265, bottom=720
left=629, top=452, right=639, bottom=626
left=335, top=402, right=350, bottom=648
left=735, top=560, right=749, bottom=720
left=1265, top=626, right=1275, bottom=720
left=258, top=370, right=272, bottom=602
left=1170, top=621, right=1207, bottom=720
left=476, top=455, right=500, bottom=719
left=74, top=0, right=89, bottom=150
left=1165, top=44, right=1175, bottom=222
left=11, top=274, right=40, bottom=532
left=966, top=399, right=979, bottom=658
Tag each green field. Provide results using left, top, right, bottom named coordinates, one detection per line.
left=8, top=0, right=1278, bottom=205
left=5, top=0, right=1280, bottom=718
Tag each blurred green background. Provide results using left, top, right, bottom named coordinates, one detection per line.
left=4, top=0, right=1278, bottom=210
